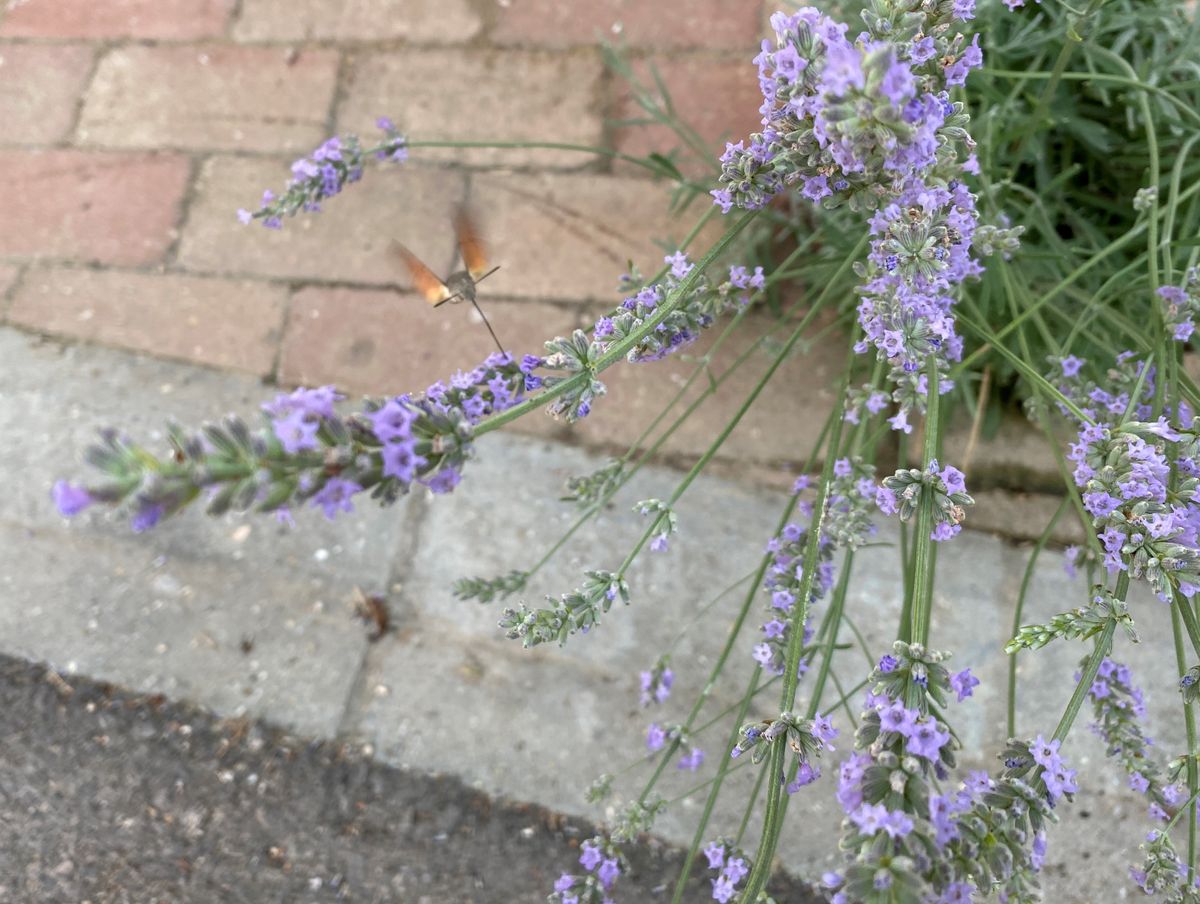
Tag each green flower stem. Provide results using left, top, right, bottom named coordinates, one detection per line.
left=643, top=395, right=844, bottom=891
left=474, top=210, right=759, bottom=437
left=739, top=372, right=851, bottom=901
left=1173, top=589, right=1200, bottom=666
left=1007, top=496, right=1071, bottom=737
left=638, top=736, right=682, bottom=808
left=908, top=355, right=943, bottom=652
left=955, top=307, right=1093, bottom=424
left=406, top=138, right=709, bottom=190
left=1171, top=602, right=1199, bottom=880
left=1051, top=575, right=1125, bottom=744
left=736, top=760, right=770, bottom=848
left=979, top=69, right=1200, bottom=129
left=668, top=668, right=761, bottom=904
left=616, top=305, right=851, bottom=577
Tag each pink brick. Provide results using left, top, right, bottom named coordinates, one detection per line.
left=337, top=48, right=603, bottom=169
left=234, top=0, right=481, bottom=42
left=0, top=43, right=95, bottom=145
left=279, top=286, right=579, bottom=439
left=7, top=268, right=286, bottom=375
left=78, top=46, right=339, bottom=153
left=177, top=156, right=464, bottom=285
left=0, top=150, right=190, bottom=266
left=491, top=0, right=762, bottom=50
left=465, top=171, right=724, bottom=304
left=613, top=55, right=763, bottom=177
left=0, top=0, right=233, bottom=39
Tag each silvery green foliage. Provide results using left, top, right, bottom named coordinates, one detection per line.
left=1133, top=831, right=1200, bottom=902
left=452, top=569, right=528, bottom=605
left=881, top=460, right=975, bottom=530
left=732, top=711, right=828, bottom=764
left=585, top=773, right=614, bottom=804
left=825, top=457, right=879, bottom=550
left=1006, top=587, right=1138, bottom=653
left=610, top=798, right=666, bottom=843
left=635, top=498, right=678, bottom=551
left=541, top=330, right=608, bottom=423
left=971, top=221, right=1026, bottom=259
left=1134, top=186, right=1159, bottom=212
left=562, top=459, right=624, bottom=508
left=1075, top=419, right=1200, bottom=597
left=498, top=570, right=629, bottom=648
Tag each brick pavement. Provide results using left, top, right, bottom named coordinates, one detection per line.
left=0, top=0, right=1059, bottom=483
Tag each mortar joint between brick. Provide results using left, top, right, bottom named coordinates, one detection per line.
left=64, top=40, right=110, bottom=146
left=327, top=48, right=352, bottom=140
left=0, top=263, right=28, bottom=321
left=266, top=282, right=297, bottom=386
left=227, top=0, right=247, bottom=38
left=161, top=154, right=205, bottom=267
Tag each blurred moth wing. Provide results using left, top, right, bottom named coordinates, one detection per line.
left=453, top=206, right=490, bottom=281
left=392, top=242, right=453, bottom=306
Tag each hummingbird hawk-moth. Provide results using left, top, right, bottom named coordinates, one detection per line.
left=393, top=206, right=505, bottom=353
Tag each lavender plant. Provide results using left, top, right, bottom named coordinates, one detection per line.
left=51, top=0, right=1200, bottom=900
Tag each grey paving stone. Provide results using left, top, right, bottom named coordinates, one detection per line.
left=0, top=326, right=1188, bottom=901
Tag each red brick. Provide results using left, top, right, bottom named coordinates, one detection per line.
left=234, top=0, right=481, bottom=42
left=465, top=171, right=724, bottom=304
left=278, top=286, right=578, bottom=439
left=337, top=48, right=603, bottom=169
left=613, top=54, right=763, bottom=177
left=570, top=306, right=848, bottom=468
left=0, top=150, right=190, bottom=266
left=177, top=156, right=464, bottom=284
left=78, top=46, right=339, bottom=153
left=7, top=268, right=286, bottom=375
left=0, top=0, right=233, bottom=39
left=0, top=44, right=95, bottom=145
left=491, top=0, right=763, bottom=50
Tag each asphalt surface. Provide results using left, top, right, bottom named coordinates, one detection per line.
left=0, top=655, right=817, bottom=903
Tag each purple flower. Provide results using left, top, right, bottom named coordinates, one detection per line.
left=906, top=718, right=951, bottom=759
left=1129, top=772, right=1150, bottom=794
left=877, top=654, right=899, bottom=673
left=811, top=713, right=838, bottom=748
left=52, top=480, right=94, bottom=517
left=579, top=841, right=603, bottom=871
left=646, top=723, right=667, bottom=751
left=950, top=668, right=979, bottom=701
left=554, top=873, right=575, bottom=893
left=1029, top=734, right=1061, bottom=769
left=702, top=841, right=725, bottom=870
left=722, top=857, right=748, bottom=883
left=131, top=502, right=165, bottom=533
left=422, top=468, right=461, bottom=494
left=880, top=701, right=917, bottom=736
left=786, top=762, right=820, bottom=793
left=678, top=747, right=706, bottom=771
left=272, top=407, right=321, bottom=454
left=1060, top=354, right=1085, bottom=377
left=1043, top=762, right=1078, bottom=801
left=712, top=876, right=737, bottom=903
left=597, top=858, right=620, bottom=889
left=931, top=522, right=960, bottom=542
left=310, top=477, right=362, bottom=520
left=940, top=464, right=966, bottom=496
left=875, top=486, right=899, bottom=515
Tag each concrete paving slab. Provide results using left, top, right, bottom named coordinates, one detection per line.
left=0, top=325, right=1190, bottom=902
